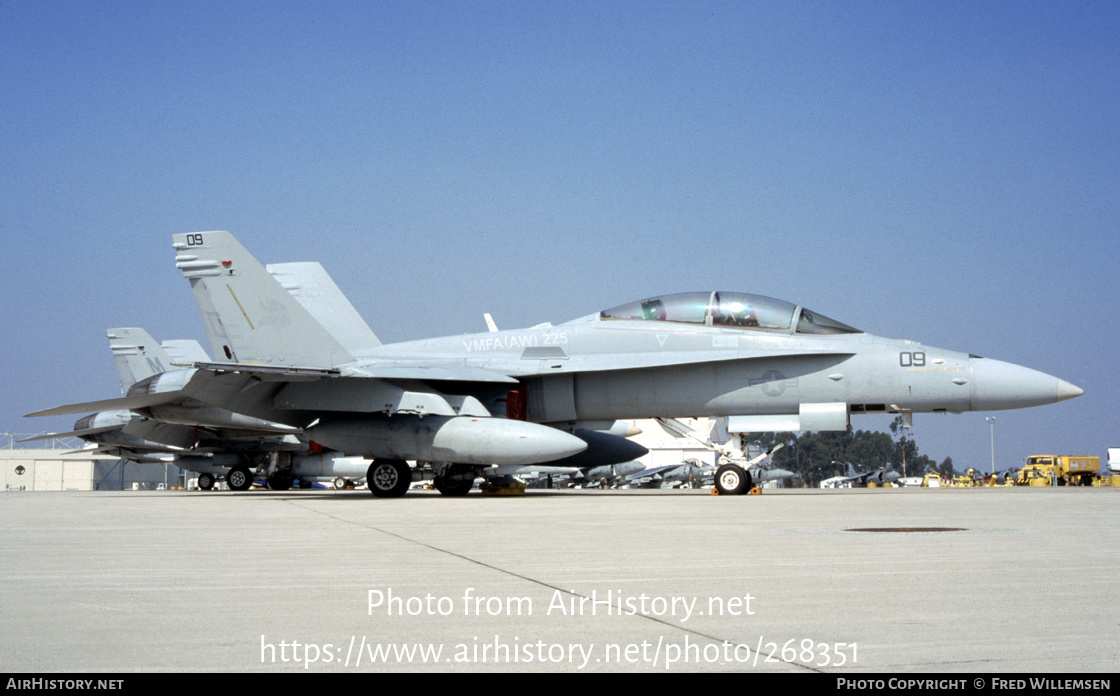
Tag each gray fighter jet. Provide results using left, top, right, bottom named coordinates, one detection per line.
left=30, top=231, right=1082, bottom=497
left=24, top=260, right=386, bottom=490
left=575, top=461, right=645, bottom=487
left=829, top=461, right=902, bottom=488
left=25, top=327, right=369, bottom=491
left=624, top=459, right=707, bottom=489
left=18, top=328, right=212, bottom=460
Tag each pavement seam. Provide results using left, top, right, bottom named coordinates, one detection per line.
left=285, top=498, right=823, bottom=672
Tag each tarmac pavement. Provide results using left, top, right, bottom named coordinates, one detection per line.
left=1, top=486, right=1116, bottom=673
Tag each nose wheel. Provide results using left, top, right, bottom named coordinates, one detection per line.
left=714, top=464, right=751, bottom=495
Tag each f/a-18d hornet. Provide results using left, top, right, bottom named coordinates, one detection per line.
left=29, top=231, right=1081, bottom=497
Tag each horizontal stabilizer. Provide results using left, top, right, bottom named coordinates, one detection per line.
left=25, top=391, right=186, bottom=418
left=62, top=446, right=114, bottom=456
left=83, top=447, right=175, bottom=463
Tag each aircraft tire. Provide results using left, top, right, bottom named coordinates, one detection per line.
left=197, top=473, right=214, bottom=491
left=367, top=459, right=411, bottom=498
left=333, top=477, right=347, bottom=490
left=268, top=473, right=293, bottom=491
left=434, top=472, right=473, bottom=496
left=227, top=465, right=253, bottom=492
left=715, top=464, right=750, bottom=495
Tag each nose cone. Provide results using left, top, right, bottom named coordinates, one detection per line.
left=1057, top=379, right=1085, bottom=402
left=969, top=357, right=1083, bottom=411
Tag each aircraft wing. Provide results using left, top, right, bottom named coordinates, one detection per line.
left=17, top=425, right=126, bottom=442
left=474, top=348, right=855, bottom=378
left=24, top=361, right=507, bottom=426
left=346, top=363, right=519, bottom=383
left=626, top=464, right=681, bottom=480
left=192, top=360, right=518, bottom=384
left=189, top=349, right=842, bottom=386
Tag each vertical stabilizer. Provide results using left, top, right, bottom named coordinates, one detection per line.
left=172, top=231, right=355, bottom=368
left=107, top=328, right=174, bottom=393
left=160, top=339, right=211, bottom=365
left=267, top=262, right=380, bottom=352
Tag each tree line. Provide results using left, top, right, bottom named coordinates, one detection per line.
left=746, top=417, right=955, bottom=488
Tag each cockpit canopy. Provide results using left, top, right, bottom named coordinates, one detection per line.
left=599, top=291, right=860, bottom=334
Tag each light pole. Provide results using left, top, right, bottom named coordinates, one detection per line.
left=986, top=417, right=997, bottom=475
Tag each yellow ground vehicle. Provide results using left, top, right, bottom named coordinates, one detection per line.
left=1017, top=461, right=1058, bottom=486
left=1018, top=455, right=1100, bottom=486
left=952, top=468, right=984, bottom=487
left=921, top=472, right=945, bottom=487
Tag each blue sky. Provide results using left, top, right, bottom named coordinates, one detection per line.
left=3, top=1, right=1117, bottom=471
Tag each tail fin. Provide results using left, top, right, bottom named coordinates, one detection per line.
left=267, top=262, right=380, bottom=352
left=172, top=232, right=355, bottom=368
left=107, top=328, right=174, bottom=393
left=160, top=339, right=211, bottom=365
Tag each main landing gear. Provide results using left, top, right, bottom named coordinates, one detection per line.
left=364, top=461, right=479, bottom=498
left=432, top=469, right=475, bottom=496
left=366, top=459, right=412, bottom=498
left=227, top=465, right=253, bottom=492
